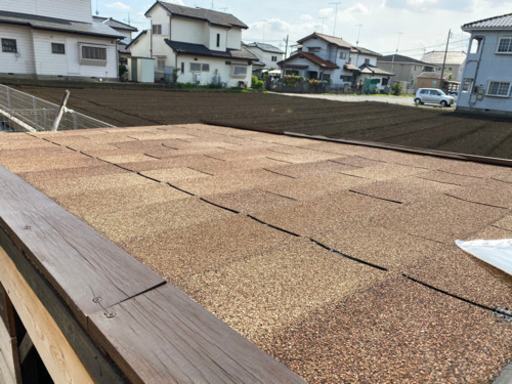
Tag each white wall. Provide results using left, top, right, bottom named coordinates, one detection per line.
left=208, top=26, right=227, bottom=51
left=32, top=30, right=118, bottom=78
left=226, top=29, right=242, bottom=50
left=0, top=24, right=36, bottom=75
left=170, top=17, right=206, bottom=45
left=3, top=0, right=92, bottom=23
left=0, top=25, right=118, bottom=79
left=176, top=56, right=251, bottom=87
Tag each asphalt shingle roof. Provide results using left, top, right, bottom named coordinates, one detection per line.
left=1, top=124, right=512, bottom=383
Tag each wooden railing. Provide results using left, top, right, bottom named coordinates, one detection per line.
left=0, top=165, right=305, bottom=384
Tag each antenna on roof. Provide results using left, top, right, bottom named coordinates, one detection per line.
left=329, top=1, right=341, bottom=36
left=356, top=24, right=362, bottom=45
left=95, top=0, right=99, bottom=15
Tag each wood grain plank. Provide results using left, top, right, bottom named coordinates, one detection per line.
left=0, top=318, right=20, bottom=384
left=89, top=283, right=307, bottom=384
left=0, top=227, right=127, bottom=384
left=0, top=165, right=165, bottom=327
left=0, top=283, right=15, bottom=338
left=0, top=246, right=95, bottom=384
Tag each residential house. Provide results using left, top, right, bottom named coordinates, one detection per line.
left=0, top=0, right=123, bottom=81
left=93, top=16, right=138, bottom=66
left=457, top=13, right=512, bottom=115
left=244, top=42, right=284, bottom=76
left=278, top=32, right=391, bottom=91
left=378, top=54, right=433, bottom=92
left=421, top=50, right=467, bottom=82
left=128, top=2, right=256, bottom=86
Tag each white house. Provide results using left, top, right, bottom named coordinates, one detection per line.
left=128, top=1, right=256, bottom=87
left=0, top=0, right=123, bottom=81
left=243, top=42, right=284, bottom=70
left=93, top=16, right=138, bottom=67
left=378, top=54, right=434, bottom=92
left=278, top=32, right=391, bottom=90
left=457, top=13, right=512, bottom=116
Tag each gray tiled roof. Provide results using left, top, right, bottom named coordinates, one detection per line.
left=165, top=39, right=257, bottom=61
left=462, top=13, right=512, bottom=31
left=244, top=42, right=284, bottom=54
left=0, top=10, right=124, bottom=38
left=154, top=2, right=248, bottom=29
left=93, top=16, right=138, bottom=32
left=421, top=51, right=466, bottom=65
left=379, top=54, right=428, bottom=65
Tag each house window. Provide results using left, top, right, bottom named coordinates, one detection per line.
left=190, top=63, right=210, bottom=72
left=487, top=81, right=511, bottom=97
left=181, top=62, right=184, bottom=74
left=216, top=33, right=220, bottom=48
left=382, top=78, right=389, bottom=86
left=308, top=47, right=321, bottom=53
left=157, top=58, right=166, bottom=71
left=462, top=78, right=473, bottom=92
left=339, top=52, right=346, bottom=59
left=271, top=56, right=277, bottom=62
left=322, top=74, right=331, bottom=81
left=364, top=58, right=370, bottom=65
left=340, top=75, right=352, bottom=82
left=232, top=65, right=247, bottom=77
left=497, top=37, right=512, bottom=53
left=1, top=38, right=17, bottom=53
left=80, top=44, right=107, bottom=66
left=51, top=43, right=65, bottom=54
left=152, top=24, right=162, bottom=35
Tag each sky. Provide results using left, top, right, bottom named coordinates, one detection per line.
left=95, top=0, right=511, bottom=59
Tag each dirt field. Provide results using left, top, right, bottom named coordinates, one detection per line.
left=12, top=84, right=512, bottom=159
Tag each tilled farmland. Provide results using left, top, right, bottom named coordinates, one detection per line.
left=11, top=85, right=512, bottom=159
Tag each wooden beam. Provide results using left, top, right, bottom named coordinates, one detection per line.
left=0, top=316, right=20, bottom=384
left=18, top=333, right=34, bottom=364
left=0, top=246, right=95, bottom=383
left=0, top=228, right=126, bottom=383
left=89, top=284, right=307, bottom=384
left=0, top=283, right=21, bottom=384
left=0, top=165, right=165, bottom=330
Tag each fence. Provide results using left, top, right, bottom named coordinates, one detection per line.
left=0, top=84, right=115, bottom=132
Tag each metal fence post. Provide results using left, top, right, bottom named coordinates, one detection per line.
left=33, top=96, right=39, bottom=131
left=73, top=111, right=78, bottom=130
left=7, top=88, right=12, bottom=115
left=43, top=108, right=48, bottom=131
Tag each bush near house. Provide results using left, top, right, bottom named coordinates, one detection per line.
left=251, top=75, right=264, bottom=90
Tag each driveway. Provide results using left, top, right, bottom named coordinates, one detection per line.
left=280, top=93, right=455, bottom=109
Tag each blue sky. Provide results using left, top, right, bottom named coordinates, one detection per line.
left=95, top=0, right=511, bottom=58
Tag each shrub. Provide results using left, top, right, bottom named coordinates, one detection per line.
left=391, top=82, right=402, bottom=96
left=251, top=75, right=264, bottom=89
left=284, top=75, right=305, bottom=87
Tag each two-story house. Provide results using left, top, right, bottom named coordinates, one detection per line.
left=243, top=42, right=284, bottom=75
left=128, top=2, right=256, bottom=87
left=277, top=32, right=391, bottom=90
left=93, top=16, right=138, bottom=67
left=0, top=0, right=123, bottom=81
left=377, top=54, right=433, bottom=92
left=420, top=50, right=467, bottom=82
left=457, top=13, right=512, bottom=116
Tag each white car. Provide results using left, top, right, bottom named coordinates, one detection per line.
left=414, top=88, right=454, bottom=107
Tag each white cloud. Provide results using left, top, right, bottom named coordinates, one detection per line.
left=318, top=7, right=334, bottom=17
left=105, top=2, right=131, bottom=11
left=300, top=14, right=314, bottom=21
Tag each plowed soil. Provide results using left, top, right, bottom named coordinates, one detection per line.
left=12, top=85, right=512, bottom=159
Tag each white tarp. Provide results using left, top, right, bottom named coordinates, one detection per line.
left=455, top=239, right=512, bottom=277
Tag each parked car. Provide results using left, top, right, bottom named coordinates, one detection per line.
left=414, top=88, right=454, bottom=107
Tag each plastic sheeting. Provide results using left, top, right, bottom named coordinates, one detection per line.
left=455, top=239, right=512, bottom=277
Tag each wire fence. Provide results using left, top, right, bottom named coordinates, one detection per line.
left=0, top=84, right=115, bottom=132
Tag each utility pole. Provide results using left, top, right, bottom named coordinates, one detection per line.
left=390, top=32, right=403, bottom=77
left=329, top=2, right=341, bottom=36
left=282, top=35, right=289, bottom=79
left=439, top=29, right=451, bottom=91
